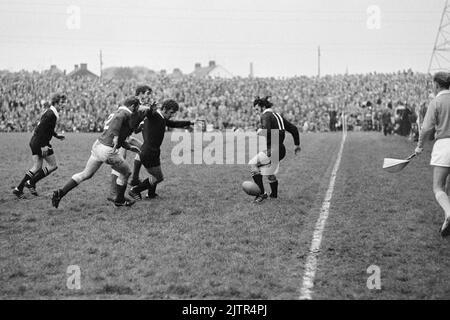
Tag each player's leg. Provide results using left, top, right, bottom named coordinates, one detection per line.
left=433, top=166, right=450, bottom=237
left=110, top=160, right=134, bottom=206
left=268, top=175, right=278, bottom=198
left=248, top=152, right=270, bottom=203
left=108, top=170, right=120, bottom=201
left=108, top=148, right=126, bottom=201
left=129, top=148, right=160, bottom=200
left=129, top=137, right=143, bottom=187
left=52, top=155, right=103, bottom=208
left=130, top=153, right=142, bottom=187
left=128, top=165, right=163, bottom=200
left=26, top=149, right=58, bottom=194
left=265, top=145, right=283, bottom=199
left=14, top=141, right=44, bottom=198
left=146, top=166, right=164, bottom=198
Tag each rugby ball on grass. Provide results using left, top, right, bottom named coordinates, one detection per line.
left=242, top=181, right=261, bottom=196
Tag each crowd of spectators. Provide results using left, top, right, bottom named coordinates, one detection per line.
left=0, top=69, right=432, bottom=133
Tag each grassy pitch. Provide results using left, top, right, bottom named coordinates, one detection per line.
left=1, top=131, right=450, bottom=299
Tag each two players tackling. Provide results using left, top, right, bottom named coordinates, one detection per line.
left=248, top=96, right=301, bottom=203
left=106, top=85, right=154, bottom=202
left=51, top=96, right=144, bottom=208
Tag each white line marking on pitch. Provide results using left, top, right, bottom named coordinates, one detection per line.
left=299, top=129, right=347, bottom=300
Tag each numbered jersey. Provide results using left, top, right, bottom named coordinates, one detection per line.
left=98, top=106, right=133, bottom=148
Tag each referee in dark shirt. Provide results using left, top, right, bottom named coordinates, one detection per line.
left=129, top=99, right=193, bottom=200
left=13, top=93, right=67, bottom=198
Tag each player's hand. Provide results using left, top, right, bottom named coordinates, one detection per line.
left=295, top=145, right=301, bottom=155
left=414, top=146, right=423, bottom=155
left=129, top=145, right=140, bottom=154
left=56, top=134, right=65, bottom=140
left=41, top=146, right=49, bottom=157
left=149, top=101, right=157, bottom=111
left=112, top=136, right=119, bottom=153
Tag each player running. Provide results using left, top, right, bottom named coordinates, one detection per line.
left=13, top=94, right=67, bottom=199
left=51, top=97, right=142, bottom=208
left=128, top=99, right=193, bottom=200
left=249, top=96, right=301, bottom=203
left=414, top=72, right=450, bottom=238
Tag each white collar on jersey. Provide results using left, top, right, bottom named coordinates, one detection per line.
left=118, top=106, right=132, bottom=114
left=262, top=108, right=273, bottom=114
left=437, top=90, right=450, bottom=97
left=156, top=109, right=165, bottom=119
left=50, top=106, right=59, bottom=120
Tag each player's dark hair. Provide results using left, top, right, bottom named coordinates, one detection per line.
left=161, top=99, right=179, bottom=112
left=433, top=72, right=450, bottom=89
left=51, top=93, right=67, bottom=106
left=253, top=96, right=273, bottom=109
left=135, top=85, right=152, bottom=96
left=124, top=96, right=140, bottom=109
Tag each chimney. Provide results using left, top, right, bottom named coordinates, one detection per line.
left=80, top=63, right=87, bottom=70
left=74, top=64, right=79, bottom=70
left=50, top=65, right=57, bottom=70
left=195, top=63, right=201, bottom=69
left=209, top=60, right=216, bottom=67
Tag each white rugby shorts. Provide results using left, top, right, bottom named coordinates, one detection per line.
left=91, top=140, right=125, bottom=166
left=431, top=138, right=450, bottom=167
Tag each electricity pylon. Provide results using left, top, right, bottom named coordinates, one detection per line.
left=429, top=0, right=450, bottom=73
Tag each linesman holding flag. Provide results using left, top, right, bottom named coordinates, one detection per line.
left=415, top=72, right=450, bottom=237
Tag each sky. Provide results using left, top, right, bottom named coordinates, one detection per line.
left=0, top=0, right=447, bottom=77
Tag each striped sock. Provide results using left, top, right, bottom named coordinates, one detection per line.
left=29, top=167, right=50, bottom=185
left=18, top=170, right=35, bottom=191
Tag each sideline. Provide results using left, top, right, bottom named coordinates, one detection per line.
left=299, top=116, right=347, bottom=300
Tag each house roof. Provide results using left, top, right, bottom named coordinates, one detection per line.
left=190, top=65, right=215, bottom=77
left=68, top=64, right=99, bottom=78
left=190, top=61, right=233, bottom=78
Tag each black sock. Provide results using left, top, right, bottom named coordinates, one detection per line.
left=133, top=178, right=150, bottom=193
left=148, top=182, right=157, bottom=196
left=132, top=159, right=142, bottom=182
left=61, top=179, right=78, bottom=197
left=110, top=175, right=118, bottom=195
left=252, top=173, right=264, bottom=194
left=269, top=181, right=278, bottom=197
left=29, top=167, right=51, bottom=185
left=115, top=184, right=127, bottom=203
left=18, top=170, right=35, bottom=191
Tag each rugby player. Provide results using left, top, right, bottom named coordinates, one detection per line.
left=415, top=72, right=450, bottom=237
left=128, top=99, right=193, bottom=200
left=13, top=94, right=67, bottom=199
left=107, top=85, right=154, bottom=201
left=51, top=97, right=142, bottom=208
left=249, top=96, right=301, bottom=203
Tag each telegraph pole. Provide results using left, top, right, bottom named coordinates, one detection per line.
left=318, top=46, right=321, bottom=77
left=429, top=0, right=450, bottom=73
left=99, top=49, right=103, bottom=80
